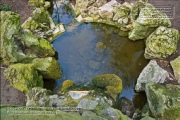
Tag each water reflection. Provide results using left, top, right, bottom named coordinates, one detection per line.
left=53, top=23, right=149, bottom=100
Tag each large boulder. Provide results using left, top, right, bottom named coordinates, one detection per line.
left=32, top=57, right=61, bottom=79
left=144, top=26, right=179, bottom=59
left=22, top=32, right=55, bottom=57
left=4, top=63, right=43, bottom=93
left=0, top=11, right=26, bottom=65
left=129, top=3, right=171, bottom=40
left=170, top=56, right=180, bottom=83
left=145, top=83, right=180, bottom=119
left=92, top=74, right=122, bottom=100
left=135, top=60, right=171, bottom=92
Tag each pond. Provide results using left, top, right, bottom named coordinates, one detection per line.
left=51, top=1, right=149, bottom=108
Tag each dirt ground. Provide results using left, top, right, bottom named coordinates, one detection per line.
left=0, top=0, right=180, bottom=105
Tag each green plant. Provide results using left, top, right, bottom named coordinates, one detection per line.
left=0, top=4, right=13, bottom=11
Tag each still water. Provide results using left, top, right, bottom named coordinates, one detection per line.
left=53, top=22, right=149, bottom=101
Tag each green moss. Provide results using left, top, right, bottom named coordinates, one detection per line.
left=33, top=57, right=62, bottom=79
left=92, top=74, right=123, bottom=100
left=59, top=80, right=76, bottom=92
left=4, top=63, right=43, bottom=93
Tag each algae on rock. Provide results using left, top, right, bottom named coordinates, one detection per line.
left=144, top=26, right=179, bottom=59
left=32, top=57, right=61, bottom=79
left=0, top=11, right=26, bottom=65
left=129, top=3, right=171, bottom=40
left=22, top=32, right=55, bottom=57
left=92, top=74, right=123, bottom=100
left=4, top=64, right=43, bottom=93
left=170, top=56, right=180, bottom=83
left=145, top=83, right=180, bottom=120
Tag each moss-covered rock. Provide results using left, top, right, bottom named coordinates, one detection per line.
left=4, top=63, right=43, bottom=93
left=145, top=83, right=180, bottom=119
left=32, top=57, right=61, bottom=79
left=59, top=80, right=76, bottom=92
left=22, top=31, right=55, bottom=57
left=144, top=26, right=179, bottom=59
left=0, top=11, right=26, bottom=65
left=129, top=3, right=171, bottom=40
left=22, top=0, right=65, bottom=42
left=98, top=107, right=131, bottom=120
left=28, top=0, right=45, bottom=7
left=92, top=74, right=122, bottom=100
left=170, top=56, right=180, bottom=83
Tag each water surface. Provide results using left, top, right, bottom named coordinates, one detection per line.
left=53, top=23, right=149, bottom=101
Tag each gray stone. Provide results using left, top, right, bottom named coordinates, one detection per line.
left=77, top=99, right=98, bottom=110
left=145, top=83, right=180, bottom=119
left=170, top=56, right=180, bottom=83
left=89, top=61, right=101, bottom=70
left=99, top=107, right=131, bottom=120
left=135, top=60, right=172, bottom=92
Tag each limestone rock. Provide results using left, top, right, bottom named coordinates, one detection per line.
left=22, top=32, right=55, bottom=57
left=68, top=91, right=90, bottom=100
left=77, top=99, right=98, bottom=110
left=26, top=87, right=51, bottom=107
left=135, top=60, right=171, bottom=92
left=92, top=74, right=122, bottom=100
left=129, top=3, right=172, bottom=40
left=32, top=57, right=61, bottom=79
left=145, top=83, right=180, bottom=119
left=170, top=56, right=180, bottom=83
left=144, top=26, right=179, bottom=59
left=4, top=63, right=43, bottom=93
left=0, top=11, right=26, bottom=65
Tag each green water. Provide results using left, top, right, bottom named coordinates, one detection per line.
left=53, top=22, right=149, bottom=102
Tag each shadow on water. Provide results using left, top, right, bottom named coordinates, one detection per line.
left=50, top=1, right=149, bottom=108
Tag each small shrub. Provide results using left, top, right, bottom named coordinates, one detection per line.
left=0, top=4, right=13, bottom=11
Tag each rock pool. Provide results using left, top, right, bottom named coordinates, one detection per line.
left=53, top=22, right=149, bottom=104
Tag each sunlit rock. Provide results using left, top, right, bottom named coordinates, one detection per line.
left=145, top=83, right=180, bottom=119
left=4, top=64, right=43, bottom=93
left=32, top=57, right=62, bottom=79
left=68, top=91, right=90, bottom=100
left=26, top=87, right=51, bottom=107
left=135, top=60, right=172, bottom=92
left=0, top=11, right=26, bottom=65
left=92, top=74, right=122, bottom=100
left=144, top=26, right=179, bottom=59
left=82, top=111, right=105, bottom=120
left=170, top=56, right=180, bottom=83
left=22, top=31, right=55, bottom=57
left=129, top=3, right=171, bottom=40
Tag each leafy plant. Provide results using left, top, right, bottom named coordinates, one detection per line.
left=0, top=4, right=13, bottom=11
